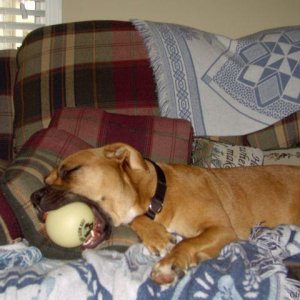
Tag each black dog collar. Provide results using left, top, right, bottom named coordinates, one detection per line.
left=145, top=159, right=167, bottom=220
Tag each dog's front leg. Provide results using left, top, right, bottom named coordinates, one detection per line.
left=151, top=226, right=237, bottom=285
left=131, top=215, right=177, bottom=256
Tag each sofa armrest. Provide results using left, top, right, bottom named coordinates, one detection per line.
left=0, top=50, right=17, bottom=162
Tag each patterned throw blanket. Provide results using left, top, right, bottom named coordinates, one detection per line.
left=133, top=20, right=300, bottom=136
left=0, top=225, right=300, bottom=299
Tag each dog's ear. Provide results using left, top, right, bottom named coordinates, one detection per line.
left=103, top=143, right=148, bottom=171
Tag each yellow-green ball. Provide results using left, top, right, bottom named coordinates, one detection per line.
left=45, top=202, right=95, bottom=248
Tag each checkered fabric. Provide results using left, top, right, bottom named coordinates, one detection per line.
left=247, top=111, right=300, bottom=150
left=14, top=21, right=158, bottom=153
left=49, top=107, right=193, bottom=163
left=0, top=50, right=17, bottom=162
left=1, top=128, right=92, bottom=258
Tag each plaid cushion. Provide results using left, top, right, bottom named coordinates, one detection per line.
left=1, top=129, right=92, bottom=258
left=49, top=107, right=193, bottom=163
left=14, top=20, right=158, bottom=153
left=0, top=50, right=17, bottom=162
left=2, top=111, right=193, bottom=258
left=1, top=128, right=140, bottom=258
left=247, top=111, right=300, bottom=150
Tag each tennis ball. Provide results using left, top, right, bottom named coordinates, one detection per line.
left=45, top=202, right=95, bottom=248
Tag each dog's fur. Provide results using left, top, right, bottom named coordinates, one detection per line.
left=34, top=143, right=300, bottom=284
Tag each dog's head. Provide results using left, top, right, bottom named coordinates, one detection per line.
left=32, top=143, right=154, bottom=230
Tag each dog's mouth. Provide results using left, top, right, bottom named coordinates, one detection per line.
left=31, top=187, right=112, bottom=249
left=81, top=205, right=111, bottom=249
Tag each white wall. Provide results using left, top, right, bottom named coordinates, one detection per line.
left=62, top=0, right=300, bottom=38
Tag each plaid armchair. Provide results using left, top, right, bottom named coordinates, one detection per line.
left=0, top=20, right=299, bottom=257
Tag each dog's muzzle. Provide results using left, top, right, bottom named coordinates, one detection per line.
left=30, top=186, right=112, bottom=249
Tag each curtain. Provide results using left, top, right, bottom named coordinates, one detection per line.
left=0, top=0, right=45, bottom=49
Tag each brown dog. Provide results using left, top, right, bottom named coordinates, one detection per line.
left=35, top=142, right=300, bottom=284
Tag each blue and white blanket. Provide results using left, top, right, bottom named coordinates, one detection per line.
left=0, top=225, right=300, bottom=299
left=133, top=20, right=300, bottom=136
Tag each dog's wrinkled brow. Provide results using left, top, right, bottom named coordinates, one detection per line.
left=59, top=165, right=82, bottom=180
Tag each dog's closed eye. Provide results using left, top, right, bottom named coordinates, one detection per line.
left=59, top=165, right=82, bottom=180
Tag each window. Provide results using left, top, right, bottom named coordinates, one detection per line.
left=0, top=0, right=61, bottom=49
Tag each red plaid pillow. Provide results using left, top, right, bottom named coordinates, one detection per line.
left=49, top=107, right=194, bottom=164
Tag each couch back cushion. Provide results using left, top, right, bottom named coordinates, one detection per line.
left=14, top=21, right=158, bottom=153
left=0, top=50, right=17, bottom=162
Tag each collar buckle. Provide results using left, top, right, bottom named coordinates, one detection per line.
left=149, top=197, right=163, bottom=214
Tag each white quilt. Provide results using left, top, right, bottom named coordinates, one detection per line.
left=1, top=225, right=300, bottom=299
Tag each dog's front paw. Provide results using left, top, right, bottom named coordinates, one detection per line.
left=151, top=257, right=187, bottom=285
left=144, top=230, right=177, bottom=257
left=130, top=216, right=177, bottom=257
